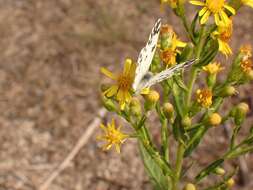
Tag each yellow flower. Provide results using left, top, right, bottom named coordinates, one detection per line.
left=190, top=0, right=235, bottom=25
left=212, top=19, right=233, bottom=56
left=241, top=0, right=253, bottom=8
left=203, top=62, right=224, bottom=74
left=240, top=59, right=252, bottom=73
left=97, top=119, right=128, bottom=153
left=101, top=59, right=136, bottom=109
left=196, top=88, right=213, bottom=107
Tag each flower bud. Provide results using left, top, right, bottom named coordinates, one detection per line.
left=163, top=102, right=174, bottom=121
left=102, top=97, right=117, bottom=112
left=208, top=113, right=222, bottom=126
left=237, top=102, right=249, bottom=114
left=220, top=85, right=236, bottom=97
left=226, top=178, right=235, bottom=188
left=183, top=183, right=196, bottom=190
left=231, top=102, right=249, bottom=125
left=206, top=74, right=216, bottom=88
left=246, top=70, right=253, bottom=80
left=144, top=90, right=160, bottom=103
left=181, top=116, right=192, bottom=128
left=214, top=167, right=225, bottom=175
left=130, top=97, right=142, bottom=116
left=144, top=90, right=160, bottom=110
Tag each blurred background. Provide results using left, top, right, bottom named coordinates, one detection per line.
left=0, top=0, right=252, bottom=190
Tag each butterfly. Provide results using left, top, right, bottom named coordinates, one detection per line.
left=132, top=18, right=195, bottom=93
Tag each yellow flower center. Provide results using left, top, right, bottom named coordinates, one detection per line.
left=220, top=31, right=231, bottom=42
left=240, top=59, right=252, bottom=73
left=196, top=88, right=213, bottom=108
left=117, top=75, right=132, bottom=90
left=106, top=129, right=124, bottom=143
left=206, top=0, right=225, bottom=13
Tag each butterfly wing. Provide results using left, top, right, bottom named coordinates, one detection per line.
left=133, top=18, right=161, bottom=91
left=143, top=59, right=196, bottom=88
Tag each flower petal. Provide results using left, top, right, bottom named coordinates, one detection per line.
left=219, top=11, right=230, bottom=26
left=224, top=5, right=236, bottom=15
left=214, top=13, right=221, bottom=26
left=175, top=40, right=187, bottom=47
left=200, top=10, right=211, bottom=24
left=189, top=1, right=205, bottom=6
left=245, top=0, right=253, bottom=8
left=104, top=85, right=118, bottom=97
left=123, top=59, right=132, bottom=75
left=199, top=7, right=208, bottom=16
left=101, top=67, right=117, bottom=80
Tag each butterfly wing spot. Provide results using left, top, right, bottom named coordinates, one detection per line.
left=151, top=45, right=156, bottom=52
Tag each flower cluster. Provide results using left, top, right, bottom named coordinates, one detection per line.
left=97, top=1, right=253, bottom=190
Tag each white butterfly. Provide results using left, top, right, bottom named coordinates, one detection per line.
left=133, top=18, right=195, bottom=93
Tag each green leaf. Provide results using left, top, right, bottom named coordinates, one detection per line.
left=139, top=142, right=171, bottom=190
left=172, top=81, right=186, bottom=117
left=195, top=159, right=224, bottom=182
left=190, top=13, right=199, bottom=38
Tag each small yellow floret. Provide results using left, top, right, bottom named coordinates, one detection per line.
left=196, top=88, right=213, bottom=108
left=97, top=119, right=128, bottom=153
left=240, top=44, right=252, bottom=59
left=240, top=59, right=252, bottom=73
left=203, top=62, right=224, bottom=75
left=209, top=113, right=222, bottom=126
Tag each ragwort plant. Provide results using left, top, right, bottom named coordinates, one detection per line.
left=98, top=0, right=253, bottom=190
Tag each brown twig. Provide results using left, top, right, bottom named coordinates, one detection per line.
left=38, top=108, right=107, bottom=190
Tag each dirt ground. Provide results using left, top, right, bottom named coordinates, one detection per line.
left=0, top=0, right=253, bottom=190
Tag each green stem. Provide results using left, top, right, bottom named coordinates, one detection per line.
left=186, top=68, right=198, bottom=106
left=161, top=118, right=170, bottom=162
left=186, top=26, right=206, bottom=107
left=172, top=143, right=185, bottom=190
